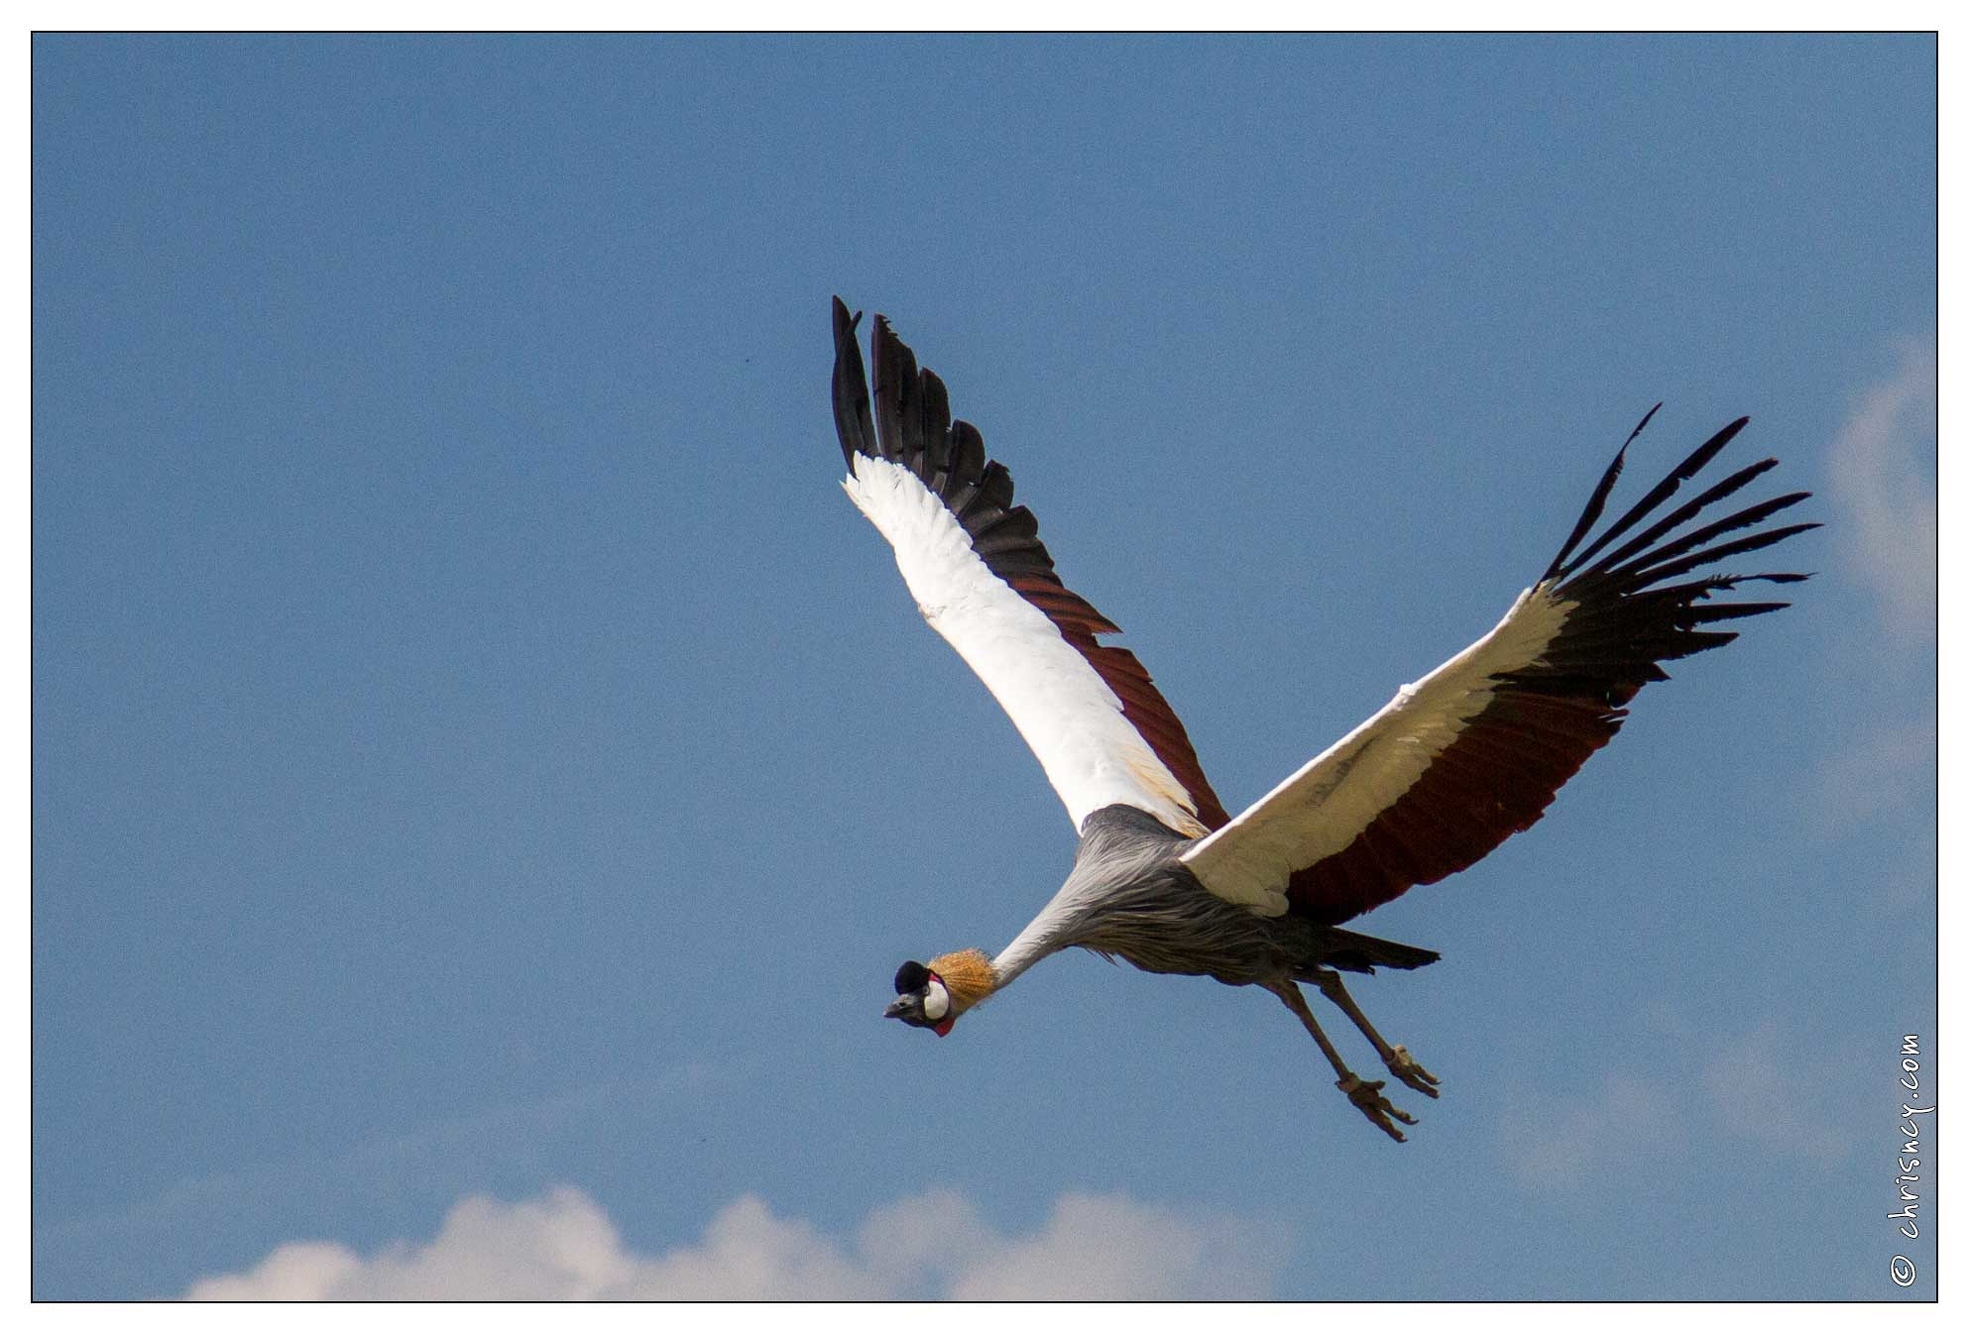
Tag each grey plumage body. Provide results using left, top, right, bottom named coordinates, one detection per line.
left=953, top=804, right=1447, bottom=1141
left=991, top=805, right=1438, bottom=992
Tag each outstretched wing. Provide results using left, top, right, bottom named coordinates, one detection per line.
left=832, top=298, right=1230, bottom=838
left=1181, top=408, right=1815, bottom=919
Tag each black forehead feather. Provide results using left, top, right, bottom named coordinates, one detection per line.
left=894, top=960, right=930, bottom=993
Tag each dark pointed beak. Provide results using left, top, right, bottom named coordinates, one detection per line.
left=883, top=996, right=914, bottom=1020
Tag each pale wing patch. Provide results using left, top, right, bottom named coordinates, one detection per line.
left=845, top=455, right=1207, bottom=836
left=1180, top=586, right=1575, bottom=914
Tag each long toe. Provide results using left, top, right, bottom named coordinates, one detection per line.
left=1387, top=1045, right=1441, bottom=1097
left=1337, top=1076, right=1417, bottom=1142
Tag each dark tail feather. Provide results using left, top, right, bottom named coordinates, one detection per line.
left=1307, top=926, right=1442, bottom=975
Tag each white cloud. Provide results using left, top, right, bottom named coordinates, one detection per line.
left=944, top=1192, right=1285, bottom=1299
left=186, top=1188, right=649, bottom=1301
left=1826, top=340, right=1937, bottom=642
left=186, top=1185, right=1288, bottom=1300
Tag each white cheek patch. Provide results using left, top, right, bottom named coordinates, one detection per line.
left=922, top=978, right=951, bottom=1021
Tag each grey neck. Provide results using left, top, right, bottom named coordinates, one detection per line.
left=989, top=804, right=1195, bottom=987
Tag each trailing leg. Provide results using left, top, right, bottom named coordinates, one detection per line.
left=1264, top=979, right=1418, bottom=1142
left=1307, top=967, right=1441, bottom=1097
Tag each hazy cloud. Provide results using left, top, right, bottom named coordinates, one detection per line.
left=1499, top=1016, right=1851, bottom=1201
left=1826, top=340, right=1937, bottom=642
left=1702, top=1022, right=1847, bottom=1164
left=1497, top=1070, right=1683, bottom=1192
left=1810, top=717, right=1937, bottom=845
left=1807, top=342, right=1936, bottom=848
left=186, top=1185, right=1289, bottom=1300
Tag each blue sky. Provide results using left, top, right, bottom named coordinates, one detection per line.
left=32, top=33, right=1935, bottom=1300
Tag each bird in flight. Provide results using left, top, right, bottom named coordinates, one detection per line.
left=831, top=298, right=1814, bottom=1140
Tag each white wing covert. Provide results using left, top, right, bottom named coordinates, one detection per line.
left=832, top=299, right=1231, bottom=840
left=1181, top=409, right=1816, bottom=923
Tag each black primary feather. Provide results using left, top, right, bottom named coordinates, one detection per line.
left=1541, top=402, right=1659, bottom=583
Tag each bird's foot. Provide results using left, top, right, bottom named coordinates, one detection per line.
left=1337, top=1074, right=1418, bottom=1142
left=1385, top=1044, right=1441, bottom=1098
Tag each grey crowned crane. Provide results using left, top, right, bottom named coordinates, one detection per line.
left=832, top=298, right=1814, bottom=1141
